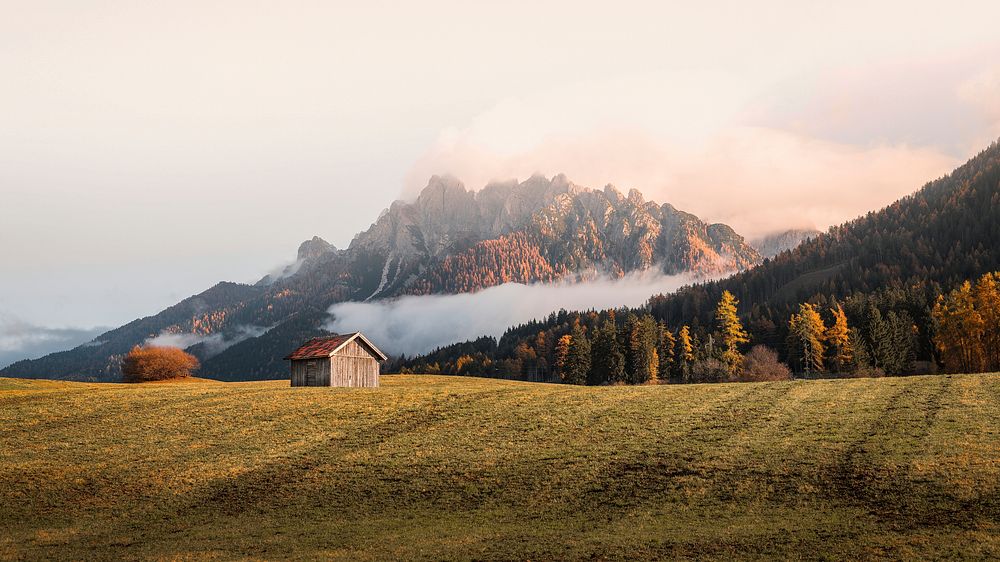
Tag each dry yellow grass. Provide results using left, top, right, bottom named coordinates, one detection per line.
left=1, top=374, right=999, bottom=560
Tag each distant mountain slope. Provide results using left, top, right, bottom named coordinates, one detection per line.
left=2, top=175, right=759, bottom=381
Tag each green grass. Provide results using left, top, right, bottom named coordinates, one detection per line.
left=2, top=374, right=1000, bottom=560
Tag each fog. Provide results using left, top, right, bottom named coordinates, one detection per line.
left=326, top=271, right=700, bottom=357
left=0, top=315, right=107, bottom=369
left=145, top=324, right=271, bottom=357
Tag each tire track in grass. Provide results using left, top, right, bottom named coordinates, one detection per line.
left=824, top=376, right=997, bottom=533
left=143, top=382, right=547, bottom=522
left=584, top=383, right=794, bottom=511
left=896, top=375, right=1000, bottom=534
left=474, top=384, right=738, bottom=516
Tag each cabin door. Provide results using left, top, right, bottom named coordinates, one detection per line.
left=305, top=361, right=318, bottom=385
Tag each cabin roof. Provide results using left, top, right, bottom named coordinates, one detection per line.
left=283, top=332, right=388, bottom=362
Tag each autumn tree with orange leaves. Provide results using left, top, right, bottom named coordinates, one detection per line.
left=121, top=346, right=200, bottom=382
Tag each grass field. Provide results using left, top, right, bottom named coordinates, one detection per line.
left=2, top=374, right=1000, bottom=560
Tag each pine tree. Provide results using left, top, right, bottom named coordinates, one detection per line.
left=787, top=303, right=826, bottom=374
left=715, top=290, right=750, bottom=376
left=824, top=304, right=853, bottom=373
left=563, top=324, right=592, bottom=385
left=591, top=317, right=624, bottom=384
left=622, top=313, right=641, bottom=381
left=676, top=325, right=695, bottom=382
left=885, top=311, right=915, bottom=374
left=848, top=328, right=871, bottom=373
left=866, top=305, right=893, bottom=371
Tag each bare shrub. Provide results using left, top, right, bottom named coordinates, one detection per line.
left=739, top=345, right=792, bottom=382
left=121, top=345, right=199, bottom=382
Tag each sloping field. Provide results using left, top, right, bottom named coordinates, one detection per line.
left=1, top=374, right=999, bottom=560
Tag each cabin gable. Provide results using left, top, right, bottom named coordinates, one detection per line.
left=286, top=332, right=384, bottom=388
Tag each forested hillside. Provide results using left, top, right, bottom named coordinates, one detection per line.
left=397, top=141, right=1000, bottom=381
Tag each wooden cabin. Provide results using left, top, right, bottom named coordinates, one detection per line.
left=284, top=332, right=387, bottom=387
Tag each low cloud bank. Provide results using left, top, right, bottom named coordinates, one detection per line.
left=326, top=271, right=698, bottom=357
left=145, top=324, right=271, bottom=357
left=0, top=314, right=108, bottom=369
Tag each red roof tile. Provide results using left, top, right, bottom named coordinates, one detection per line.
left=283, top=334, right=356, bottom=360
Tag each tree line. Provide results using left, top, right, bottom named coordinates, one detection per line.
left=397, top=290, right=787, bottom=384
left=395, top=271, right=1000, bottom=382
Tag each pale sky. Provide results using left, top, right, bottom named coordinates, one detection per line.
left=3, top=1, right=1000, bottom=363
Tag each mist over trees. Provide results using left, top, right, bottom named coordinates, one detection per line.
left=394, top=142, right=1000, bottom=382
left=395, top=269, right=1000, bottom=383
left=398, top=291, right=787, bottom=384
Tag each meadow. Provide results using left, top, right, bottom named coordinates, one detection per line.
left=2, top=374, right=999, bottom=560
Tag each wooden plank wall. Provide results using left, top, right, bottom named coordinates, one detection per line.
left=290, top=358, right=331, bottom=386
left=329, top=339, right=380, bottom=387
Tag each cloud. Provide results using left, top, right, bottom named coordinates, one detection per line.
left=145, top=324, right=272, bottom=357
left=957, top=64, right=1000, bottom=142
left=326, top=270, right=699, bottom=357
left=145, top=332, right=215, bottom=350
left=407, top=125, right=958, bottom=239
left=0, top=314, right=108, bottom=369
left=400, top=56, right=1000, bottom=239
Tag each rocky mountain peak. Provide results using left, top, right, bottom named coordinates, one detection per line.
left=297, top=236, right=335, bottom=261
left=603, top=184, right=624, bottom=204
left=627, top=188, right=645, bottom=206
left=416, top=175, right=470, bottom=207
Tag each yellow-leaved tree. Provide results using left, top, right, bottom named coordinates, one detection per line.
left=975, top=272, right=1000, bottom=370
left=824, top=304, right=854, bottom=373
left=788, top=303, right=826, bottom=374
left=676, top=325, right=694, bottom=381
left=933, top=281, right=985, bottom=373
left=715, top=290, right=750, bottom=376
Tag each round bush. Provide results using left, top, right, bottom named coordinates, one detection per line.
left=121, top=345, right=200, bottom=382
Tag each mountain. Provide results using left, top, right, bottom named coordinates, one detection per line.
left=750, top=229, right=821, bottom=258
left=1, top=175, right=760, bottom=382
left=398, top=140, right=1000, bottom=377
